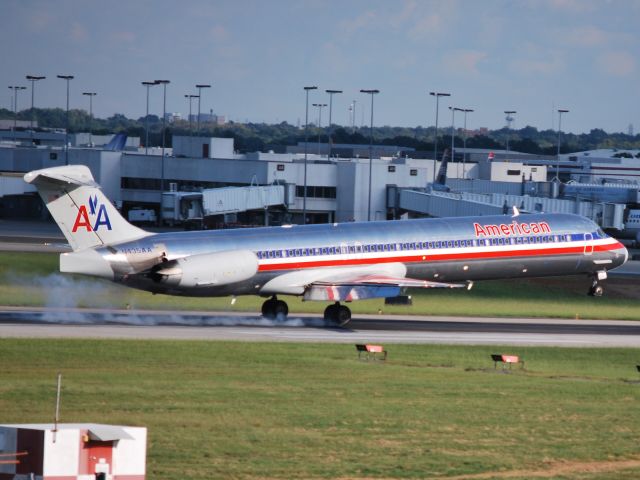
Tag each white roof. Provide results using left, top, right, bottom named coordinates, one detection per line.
left=0, top=423, right=137, bottom=440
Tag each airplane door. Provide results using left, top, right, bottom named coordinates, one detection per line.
left=584, top=233, right=594, bottom=255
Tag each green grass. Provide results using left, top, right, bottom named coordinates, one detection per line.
left=2, top=252, right=640, bottom=320
left=1, top=340, right=640, bottom=479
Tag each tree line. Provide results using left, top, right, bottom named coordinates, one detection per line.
left=2, top=107, right=640, bottom=155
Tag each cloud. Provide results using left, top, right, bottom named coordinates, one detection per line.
left=110, top=31, right=136, bottom=43
left=339, top=10, right=377, bottom=35
left=408, top=13, right=443, bottom=40
left=443, top=50, right=487, bottom=74
left=70, top=22, right=88, bottom=42
left=545, top=0, right=598, bottom=12
left=27, top=11, right=55, bottom=32
left=509, top=43, right=564, bottom=75
left=560, top=25, right=608, bottom=47
left=209, top=25, right=229, bottom=42
left=389, top=0, right=418, bottom=28
left=319, top=41, right=351, bottom=74
left=511, top=57, right=563, bottom=75
left=596, top=51, right=635, bottom=76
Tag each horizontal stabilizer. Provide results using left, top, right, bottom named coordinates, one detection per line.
left=24, top=165, right=98, bottom=188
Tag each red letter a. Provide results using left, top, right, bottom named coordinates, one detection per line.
left=72, top=205, right=92, bottom=232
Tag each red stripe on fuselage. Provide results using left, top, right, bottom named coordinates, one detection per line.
left=256, top=241, right=623, bottom=272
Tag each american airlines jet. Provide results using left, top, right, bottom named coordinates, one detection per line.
left=25, top=165, right=628, bottom=324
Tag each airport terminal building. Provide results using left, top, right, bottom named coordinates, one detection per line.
left=0, top=132, right=639, bottom=233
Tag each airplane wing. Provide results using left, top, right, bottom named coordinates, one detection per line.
left=305, top=273, right=467, bottom=301
left=259, top=262, right=468, bottom=302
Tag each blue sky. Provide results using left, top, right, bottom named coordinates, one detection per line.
left=2, top=0, right=639, bottom=134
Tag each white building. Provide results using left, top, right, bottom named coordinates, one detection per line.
left=0, top=423, right=146, bottom=480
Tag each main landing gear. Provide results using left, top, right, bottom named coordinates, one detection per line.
left=261, top=296, right=289, bottom=319
left=323, top=302, right=351, bottom=326
left=261, top=297, right=352, bottom=326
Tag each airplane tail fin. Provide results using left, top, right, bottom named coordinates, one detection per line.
left=24, top=165, right=151, bottom=251
left=435, top=148, right=450, bottom=185
left=104, top=133, right=128, bottom=151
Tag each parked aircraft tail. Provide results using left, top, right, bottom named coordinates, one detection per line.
left=432, top=148, right=451, bottom=192
left=104, top=133, right=128, bottom=151
left=24, top=165, right=150, bottom=251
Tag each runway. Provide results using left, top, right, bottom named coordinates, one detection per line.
left=1, top=306, right=640, bottom=347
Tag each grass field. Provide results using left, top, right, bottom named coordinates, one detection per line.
left=1, top=252, right=640, bottom=320
left=1, top=339, right=640, bottom=479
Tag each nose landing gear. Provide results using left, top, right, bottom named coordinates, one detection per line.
left=588, top=271, right=607, bottom=297
left=588, top=280, right=604, bottom=297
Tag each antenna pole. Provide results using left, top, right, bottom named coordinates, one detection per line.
left=54, top=373, right=61, bottom=442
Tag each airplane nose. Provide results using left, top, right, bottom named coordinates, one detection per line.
left=613, top=243, right=629, bottom=268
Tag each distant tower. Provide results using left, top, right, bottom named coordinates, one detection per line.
left=505, top=113, right=515, bottom=129
left=628, top=123, right=634, bottom=136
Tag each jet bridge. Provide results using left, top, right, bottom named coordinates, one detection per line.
left=161, top=184, right=291, bottom=228
left=397, top=188, right=626, bottom=230
left=202, top=184, right=289, bottom=216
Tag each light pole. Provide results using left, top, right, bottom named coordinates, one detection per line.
left=312, top=103, right=327, bottom=154
left=195, top=84, right=211, bottom=135
left=351, top=99, right=356, bottom=131
left=325, top=89, right=342, bottom=158
left=185, top=94, right=199, bottom=135
left=155, top=80, right=170, bottom=203
left=430, top=92, right=451, bottom=183
left=462, top=108, right=474, bottom=179
left=360, top=89, right=379, bottom=222
left=142, top=81, right=156, bottom=155
left=504, top=110, right=516, bottom=153
left=57, top=75, right=74, bottom=165
left=556, top=109, right=569, bottom=179
left=449, top=106, right=464, bottom=177
left=26, top=75, right=45, bottom=144
left=82, top=92, right=96, bottom=147
left=8, top=86, right=26, bottom=143
left=302, top=86, right=317, bottom=224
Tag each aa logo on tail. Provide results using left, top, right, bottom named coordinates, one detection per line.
left=72, top=195, right=112, bottom=232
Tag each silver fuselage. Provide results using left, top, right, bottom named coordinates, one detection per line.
left=84, top=213, right=628, bottom=298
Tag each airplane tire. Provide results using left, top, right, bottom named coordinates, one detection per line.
left=323, top=304, right=339, bottom=321
left=589, top=284, right=604, bottom=297
left=337, top=305, right=351, bottom=326
left=261, top=299, right=277, bottom=318
left=262, top=298, right=289, bottom=319
left=274, top=300, right=289, bottom=318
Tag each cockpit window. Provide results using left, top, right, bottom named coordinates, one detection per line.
left=596, top=228, right=605, bottom=238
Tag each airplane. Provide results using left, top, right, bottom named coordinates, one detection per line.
left=24, top=165, right=628, bottom=324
